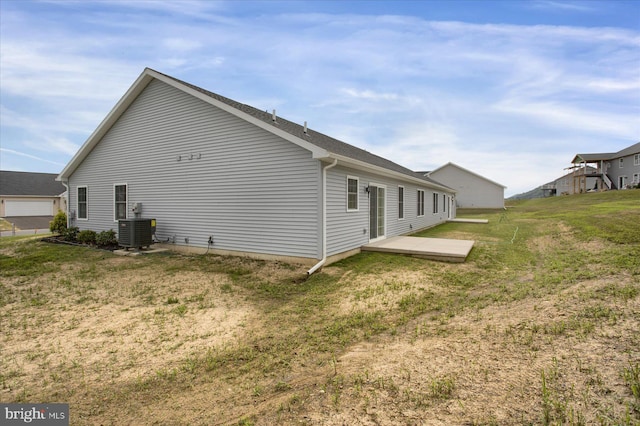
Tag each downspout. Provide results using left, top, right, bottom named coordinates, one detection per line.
left=61, top=180, right=70, bottom=228
left=307, top=158, right=338, bottom=276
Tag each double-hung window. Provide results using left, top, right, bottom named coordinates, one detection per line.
left=433, top=193, right=439, bottom=214
left=114, top=184, right=127, bottom=221
left=398, top=186, right=404, bottom=219
left=417, top=190, right=425, bottom=216
left=619, top=158, right=624, bottom=168
left=77, top=186, right=88, bottom=220
left=635, top=154, right=640, bottom=166
left=347, top=176, right=359, bottom=212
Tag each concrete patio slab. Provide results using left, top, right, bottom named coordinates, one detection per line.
left=362, top=236, right=475, bottom=263
left=447, top=218, right=489, bottom=224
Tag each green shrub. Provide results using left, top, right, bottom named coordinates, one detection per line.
left=49, top=211, right=67, bottom=234
left=96, top=229, right=118, bottom=246
left=62, top=226, right=79, bottom=242
left=77, top=230, right=97, bottom=245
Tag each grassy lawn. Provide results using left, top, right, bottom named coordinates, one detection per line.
left=1, top=190, right=639, bottom=425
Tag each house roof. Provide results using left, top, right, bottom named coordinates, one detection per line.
left=58, top=68, right=452, bottom=192
left=571, top=142, right=640, bottom=164
left=426, top=162, right=507, bottom=189
left=1, top=170, right=66, bottom=196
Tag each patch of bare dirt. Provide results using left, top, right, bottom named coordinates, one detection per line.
left=1, top=267, right=256, bottom=402
left=335, top=268, right=445, bottom=314
left=290, top=274, right=639, bottom=425
left=2, top=240, right=637, bottom=425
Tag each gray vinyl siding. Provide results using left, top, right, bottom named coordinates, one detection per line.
left=605, top=151, right=640, bottom=189
left=429, top=166, right=504, bottom=209
left=325, top=165, right=451, bottom=256
left=68, top=79, right=321, bottom=258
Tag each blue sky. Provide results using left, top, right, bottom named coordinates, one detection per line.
left=1, top=0, right=638, bottom=197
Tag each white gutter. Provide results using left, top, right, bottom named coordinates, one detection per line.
left=307, top=158, right=338, bottom=276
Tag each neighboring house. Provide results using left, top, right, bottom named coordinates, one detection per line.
left=570, top=142, right=640, bottom=193
left=424, top=163, right=506, bottom=209
left=57, top=68, right=456, bottom=269
left=541, top=166, right=598, bottom=196
left=0, top=171, right=67, bottom=217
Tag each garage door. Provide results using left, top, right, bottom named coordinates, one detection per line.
left=5, top=200, right=53, bottom=216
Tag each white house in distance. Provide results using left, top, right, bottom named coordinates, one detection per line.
left=57, top=68, right=458, bottom=270
left=1, top=171, right=67, bottom=218
left=425, top=163, right=506, bottom=209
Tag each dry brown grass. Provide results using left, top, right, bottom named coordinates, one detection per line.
left=1, top=193, right=639, bottom=425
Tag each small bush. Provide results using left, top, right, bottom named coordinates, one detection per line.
left=49, top=211, right=67, bottom=234
left=77, top=230, right=97, bottom=245
left=96, top=229, right=118, bottom=246
left=62, top=226, right=79, bottom=242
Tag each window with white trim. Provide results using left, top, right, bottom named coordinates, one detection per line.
left=619, top=158, right=624, bottom=168
left=77, top=186, right=88, bottom=220
left=633, top=173, right=639, bottom=184
left=433, top=193, right=439, bottom=213
left=398, top=186, right=405, bottom=219
left=417, top=190, right=425, bottom=216
left=635, top=154, right=640, bottom=166
left=443, top=194, right=446, bottom=213
left=347, top=176, right=359, bottom=211
left=114, top=184, right=127, bottom=220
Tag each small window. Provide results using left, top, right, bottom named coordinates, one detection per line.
left=77, top=186, right=88, bottom=220
left=619, top=158, right=624, bottom=168
left=347, top=176, right=359, bottom=211
left=114, top=184, right=127, bottom=220
left=635, top=154, right=640, bottom=166
left=398, top=186, right=405, bottom=219
left=417, top=190, right=425, bottom=216
left=443, top=194, right=447, bottom=213
left=433, top=193, right=439, bottom=214
left=633, top=173, right=639, bottom=184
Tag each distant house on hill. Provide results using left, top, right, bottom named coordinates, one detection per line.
left=424, top=163, right=506, bottom=209
left=541, top=166, right=598, bottom=197
left=569, top=142, right=640, bottom=193
left=0, top=171, right=66, bottom=217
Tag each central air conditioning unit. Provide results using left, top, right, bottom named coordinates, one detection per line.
left=118, top=218, right=155, bottom=249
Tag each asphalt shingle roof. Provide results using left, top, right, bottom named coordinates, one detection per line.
left=158, top=70, right=447, bottom=188
left=573, top=142, right=640, bottom=163
left=0, top=171, right=66, bottom=196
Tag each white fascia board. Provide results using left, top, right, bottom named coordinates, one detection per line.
left=57, top=70, right=155, bottom=181
left=327, top=153, right=456, bottom=193
left=149, top=70, right=330, bottom=160
left=0, top=195, right=60, bottom=199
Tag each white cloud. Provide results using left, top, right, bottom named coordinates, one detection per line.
left=494, top=100, right=640, bottom=138
left=585, top=78, right=640, bottom=92
left=529, top=1, right=598, bottom=13
left=0, top=2, right=637, bottom=194
left=342, top=88, right=400, bottom=101
left=163, top=38, right=203, bottom=52
left=26, top=137, right=79, bottom=156
left=0, top=148, right=67, bottom=167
